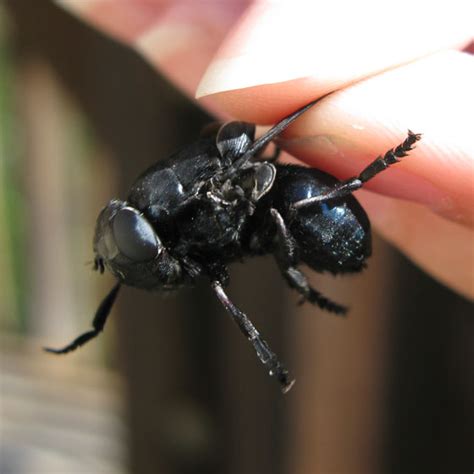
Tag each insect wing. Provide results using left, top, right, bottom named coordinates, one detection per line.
left=216, top=121, right=256, bottom=161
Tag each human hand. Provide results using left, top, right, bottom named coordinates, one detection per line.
left=57, top=0, right=474, bottom=299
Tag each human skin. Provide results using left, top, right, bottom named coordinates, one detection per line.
left=56, top=0, right=474, bottom=299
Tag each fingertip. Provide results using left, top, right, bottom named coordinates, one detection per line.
left=277, top=51, right=474, bottom=226
left=358, top=192, right=474, bottom=300
left=197, top=0, right=473, bottom=101
left=199, top=79, right=332, bottom=123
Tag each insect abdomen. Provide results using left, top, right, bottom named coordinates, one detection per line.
left=272, top=165, right=372, bottom=274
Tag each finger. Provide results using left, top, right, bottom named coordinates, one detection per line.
left=197, top=0, right=473, bottom=120
left=56, top=0, right=250, bottom=99
left=279, top=51, right=474, bottom=228
left=269, top=150, right=474, bottom=301
left=206, top=51, right=474, bottom=227
left=358, top=191, right=474, bottom=301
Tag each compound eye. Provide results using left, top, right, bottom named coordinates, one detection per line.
left=112, top=208, right=160, bottom=261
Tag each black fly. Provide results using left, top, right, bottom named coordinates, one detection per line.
left=45, top=97, right=421, bottom=393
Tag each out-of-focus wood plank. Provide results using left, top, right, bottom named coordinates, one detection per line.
left=288, top=235, right=396, bottom=474
left=17, top=60, right=77, bottom=342
left=4, top=3, right=289, bottom=473
left=0, top=334, right=125, bottom=474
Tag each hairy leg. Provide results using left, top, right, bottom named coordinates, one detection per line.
left=44, top=283, right=121, bottom=354
left=270, top=208, right=347, bottom=314
left=212, top=280, right=294, bottom=393
left=293, top=130, right=422, bottom=208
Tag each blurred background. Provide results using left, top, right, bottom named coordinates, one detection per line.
left=0, top=2, right=472, bottom=473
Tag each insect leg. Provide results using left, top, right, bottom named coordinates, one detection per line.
left=284, top=267, right=347, bottom=315
left=293, top=130, right=422, bottom=208
left=225, top=93, right=333, bottom=177
left=243, top=95, right=331, bottom=160
left=270, top=209, right=347, bottom=315
left=211, top=281, right=295, bottom=393
left=44, top=283, right=121, bottom=354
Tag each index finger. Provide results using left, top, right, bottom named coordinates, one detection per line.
left=196, top=0, right=473, bottom=120
left=201, top=50, right=474, bottom=228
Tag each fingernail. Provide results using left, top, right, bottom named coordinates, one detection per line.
left=196, top=1, right=338, bottom=98
left=196, top=1, right=472, bottom=99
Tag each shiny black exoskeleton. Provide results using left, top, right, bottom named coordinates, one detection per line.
left=45, top=97, right=421, bottom=393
